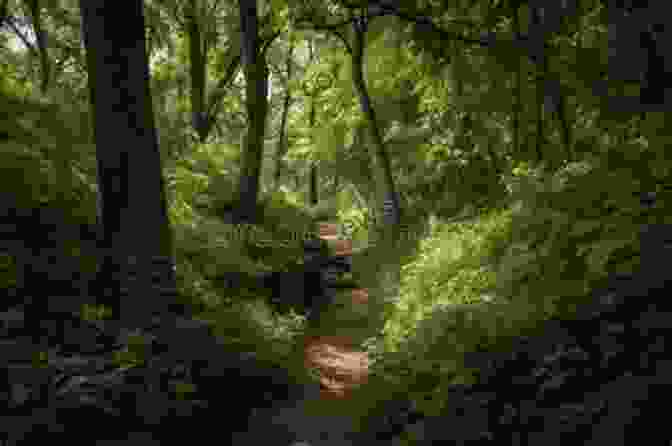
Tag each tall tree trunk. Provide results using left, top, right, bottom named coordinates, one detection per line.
left=177, top=76, right=188, bottom=158
left=80, top=0, right=177, bottom=329
left=454, top=65, right=469, bottom=154
left=531, top=4, right=546, bottom=164
left=307, top=40, right=319, bottom=207
left=204, top=53, right=241, bottom=135
left=185, top=0, right=242, bottom=143
left=512, top=3, right=522, bottom=161
left=350, top=19, right=402, bottom=330
left=235, top=0, right=268, bottom=222
left=274, top=40, right=294, bottom=190
left=186, top=0, right=208, bottom=142
left=351, top=22, right=401, bottom=230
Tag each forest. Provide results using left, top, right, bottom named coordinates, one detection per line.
left=0, top=0, right=670, bottom=445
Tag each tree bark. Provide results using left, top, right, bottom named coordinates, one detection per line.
left=511, top=3, right=521, bottom=160
left=351, top=21, right=401, bottom=231
left=531, top=4, right=546, bottom=164
left=307, top=39, right=319, bottom=207
left=273, top=40, right=294, bottom=190
left=350, top=18, right=402, bottom=330
left=186, top=0, right=208, bottom=142
left=235, top=0, right=268, bottom=223
left=80, top=0, right=178, bottom=329
left=309, top=162, right=319, bottom=206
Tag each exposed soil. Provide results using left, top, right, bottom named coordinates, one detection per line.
left=301, top=222, right=371, bottom=401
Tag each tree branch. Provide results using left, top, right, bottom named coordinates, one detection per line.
left=7, top=17, right=37, bottom=54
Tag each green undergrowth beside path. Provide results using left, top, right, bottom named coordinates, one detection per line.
left=303, top=288, right=373, bottom=346
left=339, top=160, right=667, bottom=434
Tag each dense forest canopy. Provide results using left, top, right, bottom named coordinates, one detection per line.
left=0, top=0, right=670, bottom=444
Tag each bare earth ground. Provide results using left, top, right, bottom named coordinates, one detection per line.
left=234, top=223, right=377, bottom=446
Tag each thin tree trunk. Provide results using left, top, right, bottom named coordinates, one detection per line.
left=274, top=41, right=294, bottom=190
left=532, top=5, right=546, bottom=164
left=204, top=53, right=241, bottom=135
left=512, top=4, right=521, bottom=160
left=306, top=38, right=319, bottom=207
left=351, top=22, right=401, bottom=230
left=176, top=76, right=188, bottom=158
left=350, top=19, right=403, bottom=329
left=309, top=162, right=318, bottom=206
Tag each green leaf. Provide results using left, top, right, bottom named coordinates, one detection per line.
left=570, top=219, right=603, bottom=237
left=585, top=238, right=634, bottom=276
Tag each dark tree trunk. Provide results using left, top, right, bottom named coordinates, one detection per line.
left=307, top=39, right=319, bottom=207
left=274, top=41, right=294, bottom=190
left=309, top=162, right=318, bottom=206
left=511, top=3, right=522, bottom=160
left=80, top=0, right=178, bottom=329
left=186, top=0, right=208, bottom=142
left=531, top=4, right=547, bottom=164
left=351, top=21, right=401, bottom=230
left=235, top=0, right=268, bottom=223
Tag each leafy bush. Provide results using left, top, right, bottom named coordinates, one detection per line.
left=166, top=157, right=321, bottom=374
left=198, top=297, right=310, bottom=384
left=349, top=156, right=658, bottom=432
left=338, top=205, right=373, bottom=248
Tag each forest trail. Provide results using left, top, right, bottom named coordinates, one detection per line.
left=301, top=222, right=371, bottom=400
left=237, top=222, right=376, bottom=446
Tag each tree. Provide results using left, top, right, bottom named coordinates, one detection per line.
left=79, top=0, right=178, bottom=329
left=235, top=0, right=269, bottom=222
left=147, top=0, right=243, bottom=144
left=350, top=12, right=401, bottom=231
left=273, top=38, right=294, bottom=190
left=293, top=4, right=404, bottom=230
left=306, top=38, right=319, bottom=206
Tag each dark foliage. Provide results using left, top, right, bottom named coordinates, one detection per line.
left=357, top=217, right=672, bottom=446
left=0, top=202, right=101, bottom=319
left=1, top=311, right=310, bottom=445
left=256, top=237, right=332, bottom=318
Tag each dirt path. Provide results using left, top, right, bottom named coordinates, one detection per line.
left=234, top=223, right=375, bottom=446
left=301, top=222, right=371, bottom=401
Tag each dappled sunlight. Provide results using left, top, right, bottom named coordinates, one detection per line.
left=303, top=334, right=370, bottom=400
left=298, top=221, right=373, bottom=401
left=350, top=288, right=369, bottom=305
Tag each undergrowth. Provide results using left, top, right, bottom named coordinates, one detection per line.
left=346, top=153, right=666, bottom=432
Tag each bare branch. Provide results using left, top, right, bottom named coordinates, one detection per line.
left=6, top=17, right=37, bottom=54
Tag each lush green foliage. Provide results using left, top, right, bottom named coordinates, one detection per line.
left=0, top=86, right=313, bottom=381
left=2, top=1, right=670, bottom=441
left=347, top=151, right=666, bottom=427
